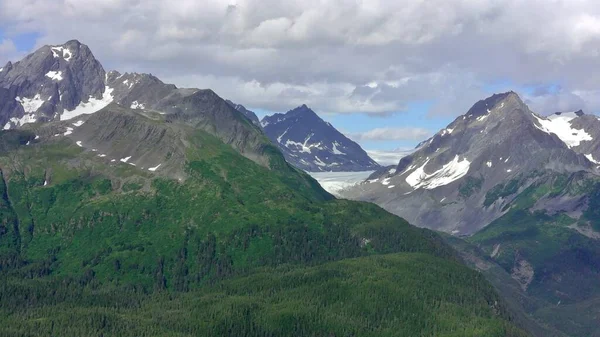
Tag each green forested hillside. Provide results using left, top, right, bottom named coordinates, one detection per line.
left=464, top=172, right=600, bottom=336
left=0, top=254, right=528, bottom=337
left=0, top=108, right=529, bottom=336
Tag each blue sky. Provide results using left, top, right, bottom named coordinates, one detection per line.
left=0, top=25, right=39, bottom=53
left=11, top=33, right=39, bottom=52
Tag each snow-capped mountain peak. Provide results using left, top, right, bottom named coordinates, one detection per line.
left=261, top=105, right=380, bottom=172
left=342, top=91, right=593, bottom=234
left=0, top=39, right=108, bottom=128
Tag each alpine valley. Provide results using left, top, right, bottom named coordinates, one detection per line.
left=0, top=41, right=534, bottom=336
left=342, top=92, right=600, bottom=336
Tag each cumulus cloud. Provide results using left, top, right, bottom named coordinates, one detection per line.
left=2, top=0, right=600, bottom=115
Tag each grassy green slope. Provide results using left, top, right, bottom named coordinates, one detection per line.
left=0, top=128, right=454, bottom=288
left=0, top=119, right=529, bottom=336
left=467, top=171, right=600, bottom=336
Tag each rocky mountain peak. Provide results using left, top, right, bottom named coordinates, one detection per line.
left=0, top=61, right=12, bottom=72
left=459, top=91, right=528, bottom=124
left=0, top=40, right=282, bottom=170
left=288, top=104, right=319, bottom=119
left=343, top=91, right=593, bottom=234
left=0, top=40, right=107, bottom=128
left=261, top=105, right=380, bottom=172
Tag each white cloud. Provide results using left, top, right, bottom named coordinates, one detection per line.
left=2, top=0, right=600, bottom=116
left=349, top=127, right=433, bottom=142
left=523, top=88, right=600, bottom=116
left=367, top=149, right=414, bottom=166
left=0, top=39, right=19, bottom=64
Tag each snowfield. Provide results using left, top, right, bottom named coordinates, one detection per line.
left=309, top=171, right=375, bottom=196
left=532, top=112, right=592, bottom=148
left=405, top=155, right=471, bottom=189
left=60, top=86, right=114, bottom=121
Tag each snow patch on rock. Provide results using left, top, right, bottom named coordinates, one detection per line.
left=314, top=156, right=327, bottom=167
left=45, top=71, right=63, bottom=81
left=585, top=154, right=600, bottom=164
left=440, top=128, right=454, bottom=136
left=533, top=113, right=592, bottom=148
left=332, top=142, right=346, bottom=155
left=51, top=46, right=72, bottom=61
left=63, top=127, right=74, bottom=136
left=16, top=94, right=45, bottom=114
left=3, top=112, right=38, bottom=129
left=405, top=155, right=471, bottom=190
left=148, top=163, right=162, bottom=172
left=277, top=127, right=290, bottom=143
left=61, top=86, right=114, bottom=121
left=130, top=101, right=145, bottom=109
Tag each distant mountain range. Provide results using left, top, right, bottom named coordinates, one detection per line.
left=0, top=40, right=530, bottom=336
left=260, top=105, right=381, bottom=172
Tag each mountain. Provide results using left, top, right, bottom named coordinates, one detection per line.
left=0, top=41, right=277, bottom=169
left=226, top=99, right=261, bottom=126
left=343, top=91, right=600, bottom=336
left=0, top=40, right=108, bottom=127
left=343, top=92, right=594, bottom=234
left=261, top=105, right=381, bottom=172
left=0, top=41, right=530, bottom=336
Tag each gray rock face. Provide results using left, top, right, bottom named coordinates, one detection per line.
left=552, top=111, right=600, bottom=164
left=342, top=92, right=595, bottom=234
left=226, top=100, right=261, bottom=126
left=261, top=105, right=380, bottom=172
left=0, top=40, right=287, bottom=168
left=103, top=71, right=273, bottom=166
left=0, top=40, right=107, bottom=127
left=106, top=71, right=176, bottom=108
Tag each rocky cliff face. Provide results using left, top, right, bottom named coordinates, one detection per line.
left=0, top=40, right=108, bottom=128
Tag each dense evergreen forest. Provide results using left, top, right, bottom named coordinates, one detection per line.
left=0, top=254, right=529, bottom=336
left=0, top=124, right=530, bottom=336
